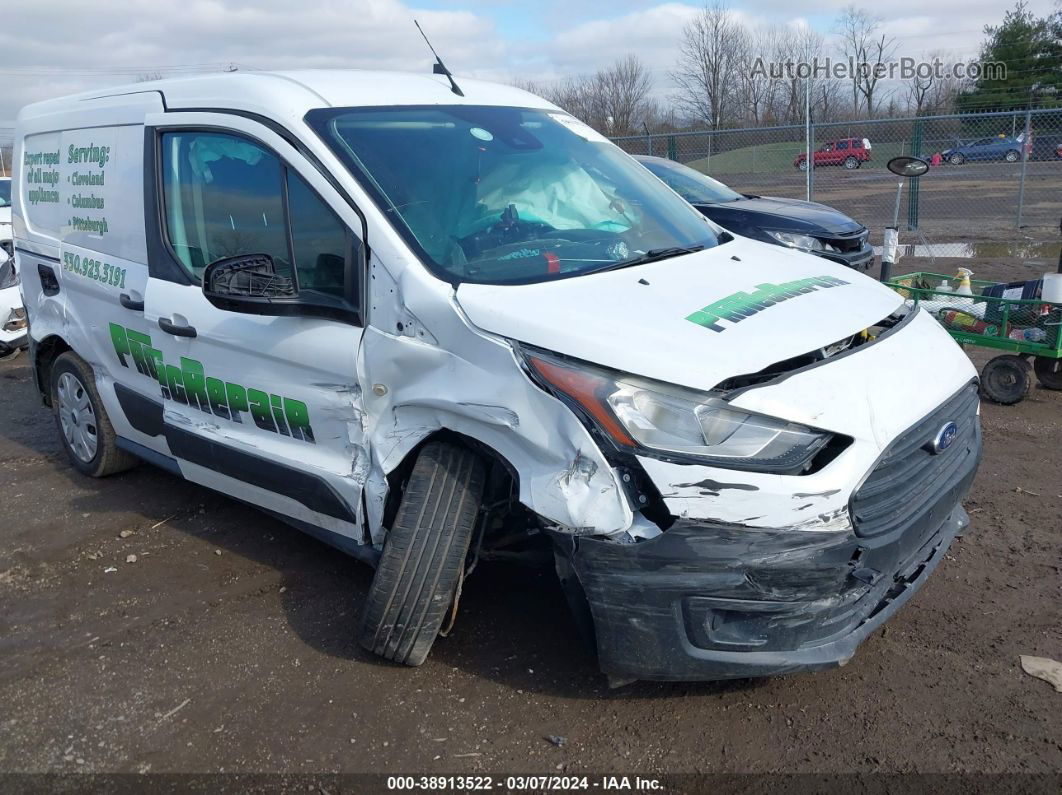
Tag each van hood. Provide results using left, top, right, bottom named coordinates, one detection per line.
left=457, top=237, right=903, bottom=394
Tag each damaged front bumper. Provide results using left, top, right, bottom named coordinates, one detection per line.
left=552, top=373, right=982, bottom=683
left=555, top=504, right=969, bottom=683
left=0, top=329, right=28, bottom=356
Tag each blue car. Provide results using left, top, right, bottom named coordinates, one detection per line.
left=942, top=134, right=1029, bottom=165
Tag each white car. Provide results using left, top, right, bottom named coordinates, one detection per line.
left=13, top=70, right=981, bottom=684
left=0, top=176, right=28, bottom=359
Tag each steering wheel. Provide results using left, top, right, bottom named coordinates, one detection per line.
left=460, top=218, right=556, bottom=260
left=463, top=230, right=630, bottom=280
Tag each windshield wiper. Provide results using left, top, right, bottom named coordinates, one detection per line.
left=586, top=245, right=705, bottom=275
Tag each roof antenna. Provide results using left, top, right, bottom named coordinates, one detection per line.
left=414, top=19, right=464, bottom=97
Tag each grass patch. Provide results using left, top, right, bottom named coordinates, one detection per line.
left=680, top=140, right=926, bottom=175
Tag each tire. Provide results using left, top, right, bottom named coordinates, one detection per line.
left=844, top=155, right=859, bottom=170
left=797, top=160, right=808, bottom=172
left=950, top=153, right=965, bottom=165
left=1004, top=149, right=1019, bottom=163
left=979, top=354, right=1032, bottom=405
left=0, top=347, right=21, bottom=361
left=359, top=441, right=486, bottom=667
left=50, top=351, right=138, bottom=477
left=1033, top=357, right=1062, bottom=390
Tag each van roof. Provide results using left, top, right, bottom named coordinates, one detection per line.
left=17, top=69, right=557, bottom=124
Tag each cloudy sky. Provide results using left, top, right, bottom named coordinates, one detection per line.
left=1, top=0, right=1056, bottom=126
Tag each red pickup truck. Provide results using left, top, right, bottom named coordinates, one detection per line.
left=794, top=138, right=872, bottom=171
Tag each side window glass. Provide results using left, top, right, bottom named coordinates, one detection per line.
left=162, top=132, right=291, bottom=281
left=837, top=140, right=848, bottom=150
left=286, top=171, right=354, bottom=301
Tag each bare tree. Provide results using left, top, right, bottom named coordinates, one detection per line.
left=736, top=26, right=781, bottom=125
left=513, top=56, right=654, bottom=135
left=136, top=72, right=164, bottom=83
left=551, top=77, right=606, bottom=129
left=670, top=2, right=746, bottom=129
left=594, top=55, right=654, bottom=136
left=771, top=23, right=832, bottom=124
left=816, top=78, right=846, bottom=122
left=512, top=76, right=602, bottom=128
left=904, top=51, right=950, bottom=115
left=834, top=6, right=897, bottom=118
left=904, top=52, right=968, bottom=115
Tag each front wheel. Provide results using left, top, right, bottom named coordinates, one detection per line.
left=979, top=354, right=1032, bottom=405
left=950, top=153, right=965, bottom=165
left=359, top=441, right=486, bottom=666
left=50, top=351, right=138, bottom=477
left=844, top=156, right=859, bottom=170
left=797, top=160, right=808, bottom=172
left=1033, top=357, right=1062, bottom=390
left=1004, top=149, right=1019, bottom=163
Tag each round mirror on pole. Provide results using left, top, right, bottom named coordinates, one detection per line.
left=887, top=156, right=930, bottom=178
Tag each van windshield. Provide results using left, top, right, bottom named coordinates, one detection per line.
left=0, top=180, right=11, bottom=208
left=307, top=106, right=721, bottom=285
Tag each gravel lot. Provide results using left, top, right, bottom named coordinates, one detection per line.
left=0, top=275, right=1060, bottom=783
left=720, top=160, right=1062, bottom=252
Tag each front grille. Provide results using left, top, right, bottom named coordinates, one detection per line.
left=826, top=229, right=869, bottom=253
left=851, top=383, right=981, bottom=539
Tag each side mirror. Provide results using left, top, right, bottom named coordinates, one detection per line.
left=887, top=156, right=929, bottom=178
left=202, top=253, right=298, bottom=315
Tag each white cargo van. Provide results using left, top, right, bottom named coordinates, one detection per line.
left=13, top=70, right=981, bottom=683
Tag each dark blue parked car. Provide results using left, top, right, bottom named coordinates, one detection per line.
left=635, top=156, right=874, bottom=270
left=941, top=134, right=1030, bottom=165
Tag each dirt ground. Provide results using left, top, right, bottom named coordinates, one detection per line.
left=1, top=264, right=1060, bottom=783
left=721, top=160, right=1062, bottom=250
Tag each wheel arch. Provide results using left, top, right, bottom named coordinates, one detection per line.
left=379, top=427, right=521, bottom=538
left=32, top=333, right=73, bottom=406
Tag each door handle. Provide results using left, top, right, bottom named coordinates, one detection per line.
left=158, top=317, right=197, bottom=338
left=119, top=293, right=144, bottom=311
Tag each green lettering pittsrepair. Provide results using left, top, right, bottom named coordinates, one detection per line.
left=686, top=275, right=850, bottom=333
left=108, top=323, right=316, bottom=444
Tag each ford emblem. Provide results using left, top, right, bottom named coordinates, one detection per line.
left=929, top=422, right=959, bottom=455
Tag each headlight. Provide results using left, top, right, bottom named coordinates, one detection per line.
left=522, top=348, right=834, bottom=474
left=766, top=230, right=829, bottom=252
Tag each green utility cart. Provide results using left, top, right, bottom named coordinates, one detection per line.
left=887, top=272, right=1062, bottom=404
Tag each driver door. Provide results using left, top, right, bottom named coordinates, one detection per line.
left=140, top=113, right=368, bottom=540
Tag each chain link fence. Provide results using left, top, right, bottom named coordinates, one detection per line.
left=4, top=110, right=1061, bottom=270
left=613, top=109, right=1062, bottom=273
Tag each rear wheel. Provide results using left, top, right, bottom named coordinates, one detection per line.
left=844, top=155, right=859, bottom=170
left=797, top=160, right=808, bottom=172
left=359, top=441, right=486, bottom=667
left=1033, top=357, right=1062, bottom=390
left=979, top=354, right=1032, bottom=405
left=50, top=352, right=138, bottom=477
